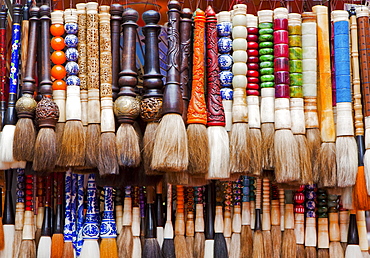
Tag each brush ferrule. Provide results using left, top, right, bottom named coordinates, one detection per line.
left=65, top=85, right=82, bottom=121
left=113, top=95, right=140, bottom=124
left=35, top=96, right=59, bottom=128
left=336, top=102, right=355, bottom=136
left=275, top=98, right=291, bottom=130
left=247, top=96, right=260, bottom=128
left=261, top=88, right=275, bottom=123
left=254, top=209, right=262, bottom=231
left=82, top=174, right=100, bottom=240
left=304, top=97, right=319, bottom=129
left=145, top=203, right=156, bottom=238
left=290, top=98, right=305, bottom=134
left=15, top=94, right=37, bottom=119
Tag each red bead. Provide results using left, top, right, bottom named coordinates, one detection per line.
left=247, top=49, right=259, bottom=57
left=51, top=37, right=65, bottom=51
left=247, top=83, right=259, bottom=90
left=247, top=63, right=259, bottom=70
left=247, top=90, right=259, bottom=96
left=247, top=70, right=259, bottom=77
left=51, top=65, right=67, bottom=80
left=247, top=34, right=258, bottom=42
left=50, top=24, right=65, bottom=36
left=51, top=50, right=66, bottom=65
left=248, top=56, right=259, bottom=63
left=248, top=77, right=259, bottom=83
left=247, top=41, right=259, bottom=49
left=52, top=79, right=67, bottom=90
left=274, top=30, right=289, bottom=44
left=247, top=27, right=258, bottom=35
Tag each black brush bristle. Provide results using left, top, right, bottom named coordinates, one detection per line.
left=162, top=239, right=176, bottom=258
left=143, top=238, right=162, bottom=258
left=214, top=233, right=228, bottom=258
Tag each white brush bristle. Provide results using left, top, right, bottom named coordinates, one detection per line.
left=336, top=137, right=358, bottom=187
left=204, top=240, right=214, bottom=258
left=345, top=244, right=363, bottom=258
left=207, top=126, right=230, bottom=179
left=0, top=225, right=14, bottom=257
left=36, top=236, right=51, bottom=258
left=0, top=125, right=16, bottom=162
left=363, top=150, right=370, bottom=195
left=157, top=227, right=164, bottom=248
left=132, top=236, right=142, bottom=258
left=80, top=240, right=100, bottom=258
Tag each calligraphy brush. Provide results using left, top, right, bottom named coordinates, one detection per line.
left=241, top=176, right=252, bottom=257
left=317, top=189, right=329, bottom=258
left=328, top=194, right=343, bottom=258
left=261, top=179, right=273, bottom=257
left=252, top=178, right=264, bottom=257
left=213, top=181, right=227, bottom=258
left=356, top=211, right=368, bottom=257
left=185, top=187, right=195, bottom=258
left=51, top=173, right=64, bottom=258
left=345, top=212, right=362, bottom=258
left=13, top=169, right=25, bottom=258
left=18, top=175, right=36, bottom=258
left=117, top=186, right=133, bottom=258
left=271, top=184, right=282, bottom=257
left=293, top=188, right=305, bottom=257
left=115, top=189, right=123, bottom=235
left=132, top=206, right=141, bottom=257
left=37, top=176, right=52, bottom=257
left=151, top=0, right=188, bottom=173
left=75, top=174, right=85, bottom=257
left=35, top=176, right=44, bottom=246
left=204, top=183, right=214, bottom=258
left=174, top=185, right=190, bottom=257
left=229, top=180, right=242, bottom=258
left=156, top=181, right=164, bottom=248
left=305, top=185, right=317, bottom=258
left=281, top=190, right=296, bottom=258
left=142, top=186, right=161, bottom=258
left=62, top=170, right=73, bottom=258
left=162, top=184, right=175, bottom=258
left=222, top=183, right=232, bottom=250
left=194, top=187, right=205, bottom=258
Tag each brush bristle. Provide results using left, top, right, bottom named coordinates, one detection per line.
left=13, top=230, right=22, bottom=258
left=116, top=123, right=141, bottom=167
left=55, top=122, right=65, bottom=161
left=80, top=240, right=100, bottom=258
left=249, top=128, right=263, bottom=176
left=186, top=236, right=194, bottom=258
left=207, top=126, right=230, bottom=179
left=271, top=225, right=282, bottom=257
left=132, top=236, right=142, bottom=258
left=329, top=241, right=344, bottom=258
left=336, top=137, right=358, bottom=187
left=214, top=233, right=228, bottom=258
left=51, top=233, right=64, bottom=258
left=229, top=123, right=250, bottom=173
left=165, top=172, right=189, bottom=185
left=241, top=225, right=253, bottom=258
left=194, top=232, right=204, bottom=258
left=37, top=236, right=51, bottom=257
left=317, top=248, right=329, bottom=258
left=100, top=238, right=118, bottom=258
left=35, top=228, right=41, bottom=247
left=306, top=246, right=317, bottom=258
left=187, top=124, right=209, bottom=175
left=143, top=238, right=161, bottom=258
left=229, top=233, right=240, bottom=258
left=262, top=230, right=273, bottom=257
left=262, top=122, right=275, bottom=170
left=281, top=229, right=296, bottom=258
left=58, top=120, right=85, bottom=167
left=0, top=125, right=16, bottom=162
left=295, top=134, right=312, bottom=184
left=175, top=235, right=190, bottom=257
left=252, top=231, right=265, bottom=258
left=18, top=240, right=36, bottom=258
left=62, top=241, right=74, bottom=258
left=297, top=244, right=305, bottom=258
left=363, top=252, right=370, bottom=258
left=316, top=142, right=336, bottom=187
left=13, top=118, right=36, bottom=161
left=33, top=128, right=57, bottom=172
left=162, top=239, right=176, bottom=258
left=364, top=151, right=370, bottom=195
left=143, top=122, right=161, bottom=175
left=98, top=132, right=119, bottom=176
left=151, top=114, right=188, bottom=172
left=85, top=124, right=101, bottom=167
left=274, top=129, right=300, bottom=183
left=341, top=243, right=347, bottom=252
left=117, top=226, right=133, bottom=258
left=306, top=128, right=321, bottom=183
left=353, top=166, right=370, bottom=210
left=0, top=224, right=14, bottom=256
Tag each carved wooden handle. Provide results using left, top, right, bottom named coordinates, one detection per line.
left=262, top=178, right=270, bottom=231
left=175, top=185, right=185, bottom=235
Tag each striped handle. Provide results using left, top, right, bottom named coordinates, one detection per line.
left=100, top=186, right=117, bottom=238
left=82, top=174, right=99, bottom=240
left=64, top=170, right=73, bottom=241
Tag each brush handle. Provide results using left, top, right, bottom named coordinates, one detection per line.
left=305, top=217, right=317, bottom=247
left=82, top=174, right=99, bottom=240
left=294, top=189, right=305, bottom=244
left=187, top=8, right=206, bottom=125
left=23, top=175, right=34, bottom=240
left=205, top=183, right=215, bottom=239
left=186, top=211, right=195, bottom=237
left=132, top=206, right=140, bottom=237
left=255, top=178, right=262, bottom=210
left=41, top=176, right=52, bottom=237
left=155, top=184, right=164, bottom=228
left=3, top=169, right=14, bottom=225
left=356, top=210, right=368, bottom=251
left=145, top=202, right=157, bottom=238
left=64, top=170, right=73, bottom=241
left=100, top=186, right=117, bottom=238
left=122, top=196, right=132, bottom=226
left=195, top=203, right=204, bottom=233
left=15, top=169, right=25, bottom=231
left=162, top=0, right=182, bottom=115
left=246, top=14, right=259, bottom=96
left=317, top=218, right=329, bottom=248
left=241, top=176, right=251, bottom=226
left=329, top=212, right=340, bottom=241
left=141, top=10, right=163, bottom=123
left=214, top=206, right=224, bottom=234
left=348, top=212, right=359, bottom=245
left=232, top=205, right=242, bottom=234
left=0, top=6, right=7, bottom=128
left=54, top=173, right=64, bottom=234
left=179, top=8, right=192, bottom=120
left=114, top=8, right=140, bottom=124
left=109, top=4, right=122, bottom=100
left=175, top=185, right=185, bottom=235
left=223, top=209, right=232, bottom=238
left=312, top=5, right=335, bottom=142
left=206, top=6, right=225, bottom=126
left=340, top=210, right=349, bottom=243
left=262, top=178, right=270, bottom=231
left=75, top=174, right=84, bottom=255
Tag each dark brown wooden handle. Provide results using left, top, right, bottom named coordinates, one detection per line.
left=39, top=5, right=52, bottom=96
left=358, top=16, right=370, bottom=117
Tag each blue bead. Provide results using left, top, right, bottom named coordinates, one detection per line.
left=218, top=54, right=233, bottom=70
left=65, top=34, right=78, bottom=48
left=218, top=37, right=232, bottom=54
left=217, top=22, right=232, bottom=37
left=65, top=61, right=79, bottom=76
left=66, top=75, right=81, bottom=86
left=219, top=71, right=233, bottom=87
left=65, top=23, right=78, bottom=34
left=220, top=87, right=233, bottom=100
left=65, top=48, right=79, bottom=62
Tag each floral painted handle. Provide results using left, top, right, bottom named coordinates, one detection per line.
left=82, top=174, right=99, bottom=240
left=100, top=186, right=117, bottom=238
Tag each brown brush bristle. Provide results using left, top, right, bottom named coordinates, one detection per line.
left=262, top=230, right=273, bottom=257
left=295, top=134, right=312, bottom=184
left=262, top=122, right=275, bottom=170
left=341, top=242, right=347, bottom=251
left=18, top=240, right=36, bottom=258
left=51, top=233, right=64, bottom=258
left=116, top=123, right=140, bottom=168
left=100, top=238, right=118, bottom=258
left=229, top=123, right=251, bottom=173
left=281, top=229, right=297, bottom=258
left=297, top=244, right=305, bottom=258
left=58, top=120, right=85, bottom=167
left=33, top=128, right=57, bottom=172
left=13, top=118, right=36, bottom=161
left=194, top=232, right=205, bottom=258
left=353, top=167, right=370, bottom=210
left=336, top=137, right=358, bottom=187
left=55, top=122, right=65, bottom=161
left=165, top=172, right=189, bottom=186
left=186, top=236, right=194, bottom=258
left=86, top=123, right=101, bottom=167
left=35, top=228, right=41, bottom=247
left=252, top=231, right=264, bottom=258
left=117, top=226, right=133, bottom=258
left=187, top=176, right=207, bottom=187
left=306, top=246, right=317, bottom=258
left=133, top=121, right=143, bottom=151
left=229, top=233, right=240, bottom=258
left=62, top=241, right=74, bottom=258
left=274, top=130, right=300, bottom=183
left=249, top=128, right=262, bottom=176
left=151, top=114, right=188, bottom=172
left=13, top=230, right=22, bottom=258
left=143, top=122, right=161, bottom=175
left=306, top=128, right=321, bottom=183
left=316, top=142, right=336, bottom=187
left=98, top=132, right=119, bottom=176
left=271, top=225, right=282, bottom=257
left=329, top=241, right=344, bottom=258
left=241, top=225, right=252, bottom=258
left=175, top=235, right=190, bottom=257
left=317, top=248, right=329, bottom=258
left=187, top=124, right=209, bottom=175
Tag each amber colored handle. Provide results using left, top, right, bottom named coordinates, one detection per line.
left=262, top=178, right=270, bottom=231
